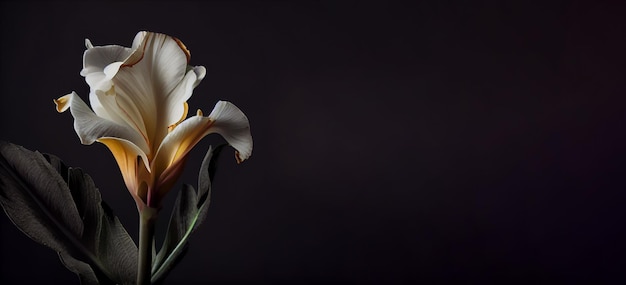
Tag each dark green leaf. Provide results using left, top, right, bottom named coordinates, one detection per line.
left=0, top=141, right=137, bottom=285
left=151, top=144, right=226, bottom=284
left=59, top=252, right=100, bottom=285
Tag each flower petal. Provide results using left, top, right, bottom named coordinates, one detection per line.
left=54, top=92, right=150, bottom=162
left=98, top=137, right=151, bottom=208
left=85, top=38, right=94, bottom=49
left=111, top=32, right=192, bottom=148
left=89, top=85, right=151, bottom=151
left=205, top=101, right=253, bottom=163
left=150, top=112, right=211, bottom=179
left=79, top=38, right=147, bottom=134
left=164, top=66, right=206, bottom=133
left=152, top=100, right=252, bottom=180
left=81, top=44, right=132, bottom=90
left=97, top=137, right=147, bottom=191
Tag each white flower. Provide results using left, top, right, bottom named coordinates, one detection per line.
left=55, top=31, right=252, bottom=209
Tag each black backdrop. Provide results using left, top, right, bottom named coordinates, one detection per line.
left=1, top=1, right=626, bottom=284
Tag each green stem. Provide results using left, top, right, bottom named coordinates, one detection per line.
left=137, top=207, right=158, bottom=285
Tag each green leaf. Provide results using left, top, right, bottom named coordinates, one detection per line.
left=0, top=141, right=137, bottom=285
left=151, top=144, right=226, bottom=284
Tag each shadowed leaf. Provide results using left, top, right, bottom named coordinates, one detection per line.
left=0, top=141, right=137, bottom=285
left=152, top=144, right=226, bottom=284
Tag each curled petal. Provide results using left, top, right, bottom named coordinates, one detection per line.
left=189, top=66, right=206, bottom=88
left=130, top=31, right=147, bottom=54
left=81, top=44, right=132, bottom=90
left=165, top=66, right=206, bottom=132
left=54, top=94, right=71, bottom=112
left=206, top=101, right=253, bottom=163
left=152, top=100, right=252, bottom=184
left=53, top=92, right=150, bottom=165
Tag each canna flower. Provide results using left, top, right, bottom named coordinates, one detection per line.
left=54, top=31, right=252, bottom=210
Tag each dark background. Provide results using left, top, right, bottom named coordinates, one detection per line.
left=1, top=1, right=626, bottom=284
